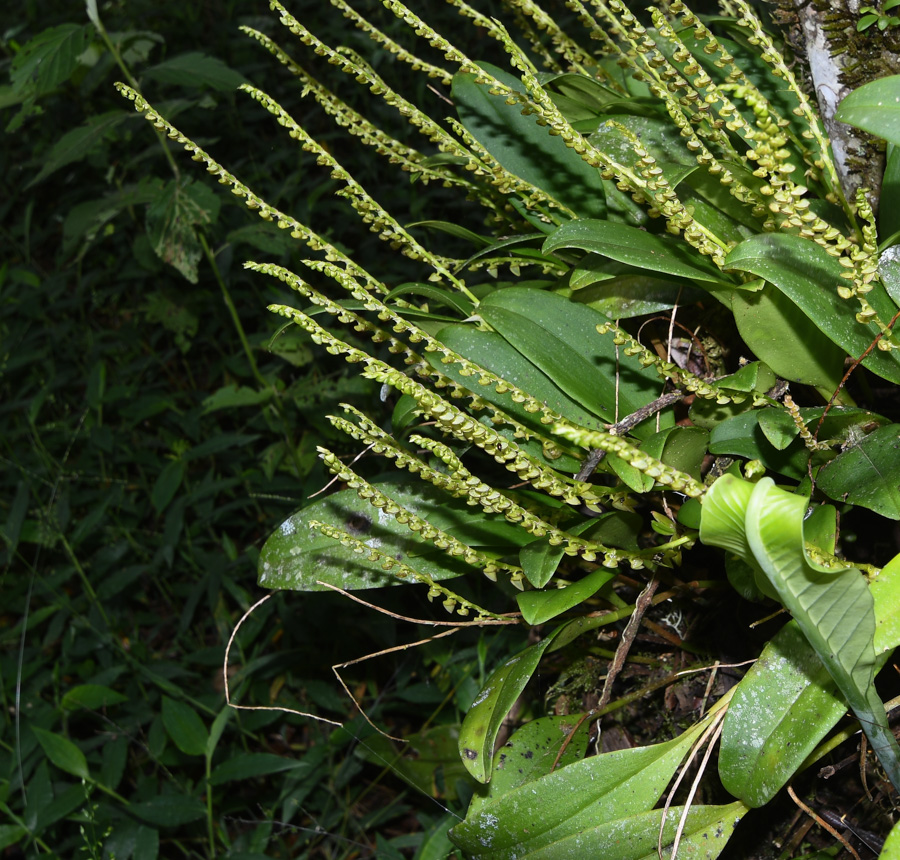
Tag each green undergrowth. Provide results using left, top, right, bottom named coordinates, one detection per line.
left=1, top=1, right=485, bottom=858
left=6, top=0, right=900, bottom=858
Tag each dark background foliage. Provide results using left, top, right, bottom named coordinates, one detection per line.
left=0, top=1, right=494, bottom=857
left=3, top=1, right=897, bottom=858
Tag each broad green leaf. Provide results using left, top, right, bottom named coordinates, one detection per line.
left=384, top=282, right=475, bottom=318
left=816, top=423, right=900, bottom=519
left=725, top=233, right=900, bottom=383
left=756, top=407, right=802, bottom=450
left=130, top=795, right=206, bottom=827
left=453, top=63, right=607, bottom=218
left=881, top=244, right=900, bottom=308
left=144, top=52, right=247, bottom=91
left=208, top=753, right=305, bottom=785
left=882, top=818, right=900, bottom=858
left=572, top=273, right=706, bottom=318
left=708, top=411, right=810, bottom=479
left=880, top=145, right=900, bottom=240
left=10, top=24, right=92, bottom=97
left=0, top=826, right=26, bottom=852
left=147, top=178, right=221, bottom=283
left=659, top=426, right=710, bottom=479
left=873, top=552, right=900, bottom=656
left=459, top=633, right=562, bottom=783
left=730, top=283, right=846, bottom=393
left=478, top=288, right=671, bottom=438
left=151, top=459, right=185, bottom=515
left=414, top=815, right=456, bottom=860
left=719, top=621, right=845, bottom=806
left=518, top=538, right=566, bottom=590
left=468, top=714, right=591, bottom=815
left=202, top=384, right=273, bottom=412
left=543, top=219, right=730, bottom=285
left=61, top=684, right=128, bottom=710
left=431, top=324, right=607, bottom=437
left=720, top=548, right=900, bottom=808
left=540, top=71, right=624, bottom=122
left=707, top=476, right=900, bottom=793
left=490, top=802, right=746, bottom=860
left=516, top=566, right=615, bottom=624
left=134, top=827, right=159, bottom=860
left=31, top=727, right=90, bottom=781
left=259, top=482, right=530, bottom=592
left=835, top=74, right=900, bottom=147
left=452, top=717, right=709, bottom=852
left=152, top=180, right=218, bottom=268
left=27, top=111, right=134, bottom=187
left=161, top=696, right=208, bottom=756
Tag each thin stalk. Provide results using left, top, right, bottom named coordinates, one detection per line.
left=199, top=236, right=306, bottom=478
left=89, top=4, right=181, bottom=181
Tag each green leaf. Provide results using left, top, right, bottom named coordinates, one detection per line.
left=31, top=727, right=90, bottom=781
left=259, top=482, right=529, bottom=592
left=146, top=178, right=221, bottom=283
left=144, top=52, right=247, bottom=91
left=703, top=476, right=900, bottom=793
left=873, top=551, right=900, bottom=656
left=202, top=384, right=273, bottom=413
left=725, top=233, right=900, bottom=383
left=205, top=708, right=232, bottom=761
left=572, top=274, right=706, bottom=318
left=835, top=74, right=900, bottom=147
left=708, top=411, right=810, bottom=480
left=11, top=24, right=92, bottom=97
left=816, top=423, right=900, bottom=519
left=452, top=717, right=712, bottom=854
left=718, top=621, right=845, bottom=806
left=458, top=633, right=561, bottom=783
left=882, top=819, right=900, bottom=857
left=208, top=753, right=305, bottom=785
left=61, top=684, right=128, bottom=710
left=1, top=481, right=29, bottom=557
left=477, top=288, right=671, bottom=438
left=519, top=538, right=566, bottom=590
left=432, top=323, right=606, bottom=437
left=0, top=826, right=27, bottom=852
left=453, top=63, right=607, bottom=218
left=880, top=146, right=900, bottom=241
left=468, top=714, right=591, bottom=815
left=543, top=219, right=730, bottom=285
left=731, top=283, right=845, bottom=393
left=130, top=795, right=206, bottom=827
left=470, top=802, right=746, bottom=860
left=384, top=282, right=475, bottom=318
left=516, top=566, right=615, bottom=624
left=161, top=696, right=208, bottom=756
left=27, top=111, right=134, bottom=187
left=151, top=459, right=185, bottom=515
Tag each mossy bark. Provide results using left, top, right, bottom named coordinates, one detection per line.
left=770, top=0, right=900, bottom=210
